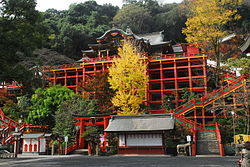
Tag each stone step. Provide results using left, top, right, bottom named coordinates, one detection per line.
left=71, top=149, right=88, bottom=155
left=196, top=141, right=220, bottom=155
left=197, top=132, right=217, bottom=140
left=196, top=131, right=220, bottom=155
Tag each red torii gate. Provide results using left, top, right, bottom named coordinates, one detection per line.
left=73, top=113, right=115, bottom=151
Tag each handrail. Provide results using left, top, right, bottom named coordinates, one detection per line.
left=64, top=143, right=79, bottom=155
left=215, top=122, right=224, bottom=156
left=174, top=75, right=245, bottom=116
left=0, top=108, right=19, bottom=127
left=148, top=52, right=205, bottom=61
left=42, top=52, right=205, bottom=71
left=0, top=108, right=49, bottom=145
left=176, top=115, right=216, bottom=131
left=43, top=63, right=82, bottom=71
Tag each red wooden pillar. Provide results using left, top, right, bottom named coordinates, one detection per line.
left=160, top=61, right=164, bottom=107
left=64, top=70, right=67, bottom=86
left=82, top=65, right=85, bottom=97
left=76, top=69, right=78, bottom=94
left=145, top=59, right=150, bottom=112
left=173, top=60, right=178, bottom=105
left=194, top=107, right=197, bottom=123
left=188, top=58, right=193, bottom=91
left=203, top=56, right=208, bottom=95
left=192, top=129, right=197, bottom=156
left=79, top=119, right=85, bottom=149
left=38, top=138, right=40, bottom=153
left=88, top=142, right=92, bottom=155
left=202, top=107, right=205, bottom=126
left=103, top=118, right=109, bottom=151
left=53, top=71, right=56, bottom=85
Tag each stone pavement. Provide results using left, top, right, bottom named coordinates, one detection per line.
left=0, top=154, right=241, bottom=167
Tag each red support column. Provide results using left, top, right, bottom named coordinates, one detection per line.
left=79, top=119, right=85, bottom=149
left=103, top=118, right=109, bottom=151
left=174, top=60, right=178, bottom=105
left=64, top=70, right=67, bottom=86
left=188, top=58, right=193, bottom=92
left=203, top=56, right=208, bottom=95
left=53, top=71, right=56, bottom=85
left=38, top=138, right=40, bottom=153
left=76, top=69, right=79, bottom=93
left=82, top=65, right=85, bottom=97
left=146, top=60, right=150, bottom=112
left=202, top=107, right=205, bottom=126
left=192, top=129, right=197, bottom=156
left=160, top=61, right=164, bottom=107
left=194, top=107, right=197, bottom=123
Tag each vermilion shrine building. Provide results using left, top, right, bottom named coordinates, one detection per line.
left=42, top=28, right=250, bottom=156
left=43, top=28, right=207, bottom=114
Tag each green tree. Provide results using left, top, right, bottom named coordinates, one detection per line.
left=181, top=88, right=198, bottom=103
left=0, top=0, right=48, bottom=82
left=53, top=96, right=98, bottom=142
left=155, top=3, right=186, bottom=42
left=44, top=1, right=118, bottom=60
left=162, top=93, right=176, bottom=112
left=27, top=85, right=75, bottom=128
left=108, top=41, right=147, bottom=115
left=227, top=57, right=250, bottom=77
left=113, top=4, right=153, bottom=33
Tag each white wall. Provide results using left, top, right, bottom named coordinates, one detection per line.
left=22, top=138, right=46, bottom=152
left=119, top=134, right=126, bottom=146
left=119, top=133, right=162, bottom=147
left=39, top=138, right=46, bottom=152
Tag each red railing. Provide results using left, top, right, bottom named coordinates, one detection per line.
left=82, top=56, right=116, bottom=63
left=176, top=115, right=216, bottom=131
left=0, top=108, right=19, bottom=127
left=192, top=128, right=197, bottom=156
left=64, top=143, right=79, bottom=155
left=215, top=122, right=224, bottom=156
left=2, top=135, right=13, bottom=144
left=43, top=63, right=82, bottom=71
left=148, top=52, right=205, bottom=61
left=0, top=108, right=49, bottom=145
left=43, top=51, right=206, bottom=71
left=174, top=75, right=245, bottom=116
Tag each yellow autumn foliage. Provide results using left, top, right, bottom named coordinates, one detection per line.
left=108, top=41, right=147, bottom=115
left=182, top=0, right=242, bottom=48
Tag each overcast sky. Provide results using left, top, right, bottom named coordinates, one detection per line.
left=36, top=0, right=183, bottom=11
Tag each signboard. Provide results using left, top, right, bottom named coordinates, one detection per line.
left=64, top=136, right=68, bottom=143
left=186, top=135, right=191, bottom=142
left=235, top=134, right=250, bottom=144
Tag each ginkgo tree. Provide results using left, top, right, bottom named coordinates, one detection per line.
left=108, top=41, right=147, bottom=115
left=182, top=0, right=242, bottom=69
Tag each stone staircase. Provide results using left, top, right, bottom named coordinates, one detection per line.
left=196, top=131, right=220, bottom=155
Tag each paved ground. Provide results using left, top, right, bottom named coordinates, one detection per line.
left=0, top=155, right=241, bottom=167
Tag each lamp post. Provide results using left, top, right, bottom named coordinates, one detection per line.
left=231, top=111, right=237, bottom=155
left=231, top=111, right=235, bottom=144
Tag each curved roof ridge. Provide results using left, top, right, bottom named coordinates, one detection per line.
left=96, top=28, right=134, bottom=41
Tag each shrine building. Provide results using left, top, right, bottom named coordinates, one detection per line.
left=43, top=27, right=207, bottom=113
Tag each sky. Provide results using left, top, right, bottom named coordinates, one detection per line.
left=36, top=0, right=183, bottom=11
